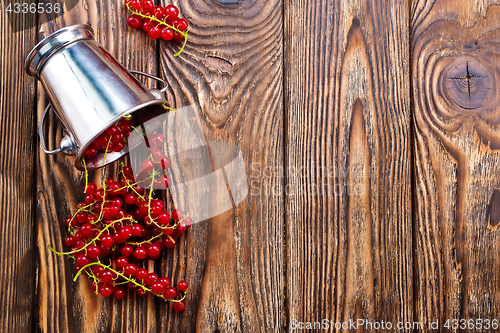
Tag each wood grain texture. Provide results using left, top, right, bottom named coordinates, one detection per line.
left=157, top=0, right=284, bottom=332
left=36, top=2, right=159, bottom=332
left=0, top=5, right=37, bottom=333
left=285, top=0, right=412, bottom=330
left=412, top=0, right=500, bottom=326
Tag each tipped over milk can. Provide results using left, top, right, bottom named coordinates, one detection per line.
left=26, top=24, right=168, bottom=171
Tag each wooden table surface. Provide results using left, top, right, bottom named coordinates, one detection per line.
left=2, top=0, right=500, bottom=332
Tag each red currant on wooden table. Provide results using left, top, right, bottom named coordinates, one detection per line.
left=125, top=1, right=189, bottom=56
left=48, top=159, right=192, bottom=310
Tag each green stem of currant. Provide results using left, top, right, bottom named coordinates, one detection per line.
left=83, top=157, right=89, bottom=193
left=74, top=262, right=173, bottom=301
left=127, top=232, right=164, bottom=246
left=49, top=218, right=126, bottom=256
left=67, top=202, right=94, bottom=234
left=102, top=135, right=113, bottom=167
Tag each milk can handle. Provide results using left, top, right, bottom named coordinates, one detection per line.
left=39, top=104, right=63, bottom=154
left=129, top=70, right=168, bottom=94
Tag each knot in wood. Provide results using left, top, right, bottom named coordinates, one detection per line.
left=444, top=60, right=491, bottom=110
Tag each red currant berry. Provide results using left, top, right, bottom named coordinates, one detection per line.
left=116, top=256, right=129, bottom=269
left=173, top=31, right=184, bottom=42
left=142, top=19, right=154, bottom=33
left=93, top=265, right=104, bottom=277
left=160, top=27, right=173, bottom=41
left=152, top=225, right=162, bottom=236
left=171, top=209, right=184, bottom=221
left=87, top=245, right=102, bottom=259
left=152, top=133, right=164, bottom=144
left=75, top=255, right=90, bottom=268
left=100, top=234, right=115, bottom=248
left=153, top=5, right=165, bottom=20
left=101, top=269, right=116, bottom=284
left=164, top=4, right=179, bottom=20
left=134, top=208, right=146, bottom=220
left=131, top=224, right=144, bottom=237
left=146, top=272, right=159, bottom=285
left=124, top=193, right=137, bottom=205
left=141, top=159, right=155, bottom=173
left=133, top=246, right=148, bottom=260
left=112, top=198, right=123, bottom=208
left=119, top=225, right=133, bottom=239
left=123, top=166, right=133, bottom=176
left=87, top=215, right=98, bottom=224
left=176, top=18, right=188, bottom=31
left=65, top=236, right=76, bottom=247
left=164, top=237, right=176, bottom=248
left=157, top=212, right=170, bottom=226
left=124, top=263, right=138, bottom=277
left=84, top=195, right=94, bottom=205
left=152, top=199, right=164, bottom=210
left=163, top=227, right=174, bottom=236
left=173, top=300, right=185, bottom=312
left=80, top=223, right=94, bottom=238
left=147, top=243, right=161, bottom=257
left=127, top=15, right=142, bottom=29
left=136, top=287, right=147, bottom=296
left=177, top=280, right=188, bottom=291
left=113, top=141, right=125, bottom=152
left=84, top=148, right=97, bottom=157
left=151, top=204, right=163, bottom=216
left=114, top=234, right=127, bottom=245
left=182, top=217, right=193, bottom=228
left=103, top=208, right=115, bottom=220
left=163, top=287, right=177, bottom=299
left=99, top=284, right=114, bottom=297
left=75, top=212, right=87, bottom=224
left=120, top=244, right=134, bottom=257
left=148, top=25, right=162, bottom=39
left=130, top=0, right=142, bottom=11
left=106, top=126, right=120, bottom=136
left=172, top=228, right=185, bottom=238
left=113, top=286, right=127, bottom=300
left=154, top=175, right=171, bottom=189
left=136, top=268, right=148, bottom=281
left=151, top=282, right=165, bottom=294
left=111, top=133, right=124, bottom=143
left=142, top=0, right=154, bottom=12
left=94, top=189, right=106, bottom=202
left=160, top=156, right=171, bottom=169
left=139, top=203, right=150, bottom=215
left=159, top=277, right=171, bottom=288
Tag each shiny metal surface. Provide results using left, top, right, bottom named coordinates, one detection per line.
left=26, top=24, right=94, bottom=79
left=26, top=24, right=168, bottom=171
left=39, top=104, right=77, bottom=155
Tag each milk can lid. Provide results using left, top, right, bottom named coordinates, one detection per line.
left=25, top=24, right=94, bottom=79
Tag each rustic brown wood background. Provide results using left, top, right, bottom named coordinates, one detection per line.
left=1, top=0, right=500, bottom=332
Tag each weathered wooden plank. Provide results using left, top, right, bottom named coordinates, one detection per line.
left=157, top=0, right=284, bottom=332
left=0, top=5, right=37, bottom=333
left=285, top=0, right=412, bottom=330
left=412, top=0, right=500, bottom=327
left=36, top=2, right=159, bottom=332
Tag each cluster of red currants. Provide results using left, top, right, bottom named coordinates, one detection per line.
left=126, top=0, right=189, bottom=46
left=51, top=146, right=191, bottom=311
left=84, top=118, right=135, bottom=158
